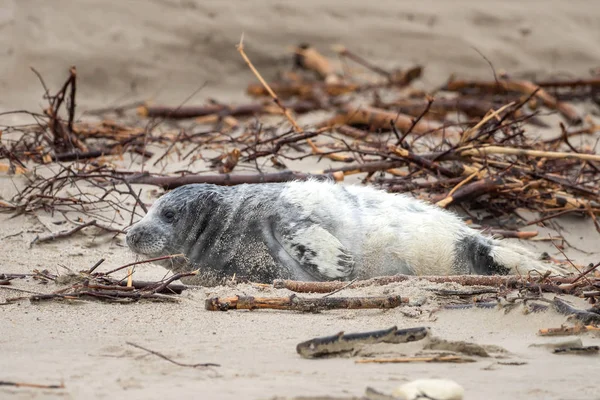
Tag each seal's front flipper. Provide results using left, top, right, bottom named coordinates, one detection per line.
left=279, top=224, right=355, bottom=280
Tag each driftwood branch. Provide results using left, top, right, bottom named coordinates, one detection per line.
left=205, top=294, right=408, bottom=312
left=355, top=355, right=475, bottom=364
left=553, top=297, right=600, bottom=324
left=125, top=170, right=341, bottom=190
left=273, top=274, right=582, bottom=294
left=297, top=326, right=430, bottom=358
left=444, top=78, right=581, bottom=124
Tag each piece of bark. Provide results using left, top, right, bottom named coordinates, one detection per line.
left=553, top=346, right=599, bottom=355
left=297, top=326, right=430, bottom=358
left=553, top=297, right=600, bottom=324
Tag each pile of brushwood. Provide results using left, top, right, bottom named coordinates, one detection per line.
left=1, top=41, right=600, bottom=260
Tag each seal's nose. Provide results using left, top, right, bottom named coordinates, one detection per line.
left=126, top=231, right=140, bottom=247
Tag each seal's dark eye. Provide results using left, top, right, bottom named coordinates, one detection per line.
left=163, top=209, right=175, bottom=221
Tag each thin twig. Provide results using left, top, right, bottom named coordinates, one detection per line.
left=102, top=254, right=186, bottom=276
left=126, top=342, right=220, bottom=368
left=30, top=220, right=98, bottom=246
left=236, top=34, right=302, bottom=133
left=0, top=380, right=65, bottom=389
left=321, top=278, right=358, bottom=298
left=87, top=258, right=105, bottom=274
left=571, top=261, right=600, bottom=284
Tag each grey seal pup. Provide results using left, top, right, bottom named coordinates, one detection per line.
left=126, top=180, right=565, bottom=285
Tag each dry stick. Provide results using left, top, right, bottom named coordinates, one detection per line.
left=30, top=220, right=98, bottom=246
left=485, top=229, right=538, bottom=239
left=126, top=268, right=133, bottom=287
left=237, top=39, right=346, bottom=163
left=436, top=177, right=503, bottom=209
left=67, top=66, right=77, bottom=134
left=87, top=258, right=105, bottom=274
left=445, top=79, right=581, bottom=124
left=126, top=342, right=220, bottom=368
left=103, top=254, right=186, bottom=276
left=293, top=44, right=338, bottom=82
left=136, top=102, right=303, bottom=119
left=458, top=146, right=600, bottom=163
left=549, top=235, right=590, bottom=285
left=559, top=122, right=600, bottom=174
left=85, top=284, right=135, bottom=292
left=205, top=294, right=408, bottom=312
left=30, top=67, right=51, bottom=101
left=525, top=209, right=586, bottom=226
left=395, top=96, right=434, bottom=145
left=318, top=160, right=408, bottom=176
left=570, top=261, right=600, bottom=284
left=47, top=68, right=86, bottom=152
left=122, top=179, right=148, bottom=214
left=538, top=325, right=600, bottom=337
left=52, top=149, right=113, bottom=162
left=126, top=170, right=339, bottom=190
left=321, top=278, right=358, bottom=298
left=460, top=102, right=515, bottom=143
left=535, top=77, right=600, bottom=88
left=445, top=169, right=482, bottom=197
left=387, top=145, right=456, bottom=177
left=327, top=104, right=448, bottom=136
left=116, top=280, right=187, bottom=294
left=29, top=290, right=179, bottom=303
left=272, top=274, right=577, bottom=294
left=236, top=35, right=302, bottom=133
left=355, top=355, right=475, bottom=364
left=243, top=130, right=322, bottom=161
left=142, top=270, right=198, bottom=294
left=0, top=380, right=65, bottom=389
left=335, top=46, right=392, bottom=80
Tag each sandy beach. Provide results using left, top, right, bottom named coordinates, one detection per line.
left=1, top=1, right=600, bottom=399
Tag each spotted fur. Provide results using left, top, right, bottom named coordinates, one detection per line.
left=126, top=180, right=567, bottom=285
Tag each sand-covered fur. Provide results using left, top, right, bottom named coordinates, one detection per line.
left=126, top=180, right=565, bottom=285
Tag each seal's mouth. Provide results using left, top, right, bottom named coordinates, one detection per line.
left=125, top=227, right=167, bottom=257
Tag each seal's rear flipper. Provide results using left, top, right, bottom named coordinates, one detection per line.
left=457, top=234, right=569, bottom=276
left=279, top=224, right=355, bottom=280
left=489, top=239, right=570, bottom=276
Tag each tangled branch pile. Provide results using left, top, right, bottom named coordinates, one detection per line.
left=1, top=43, right=600, bottom=241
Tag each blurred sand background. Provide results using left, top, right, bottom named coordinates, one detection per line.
left=1, top=1, right=600, bottom=399
left=2, top=0, right=600, bottom=111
